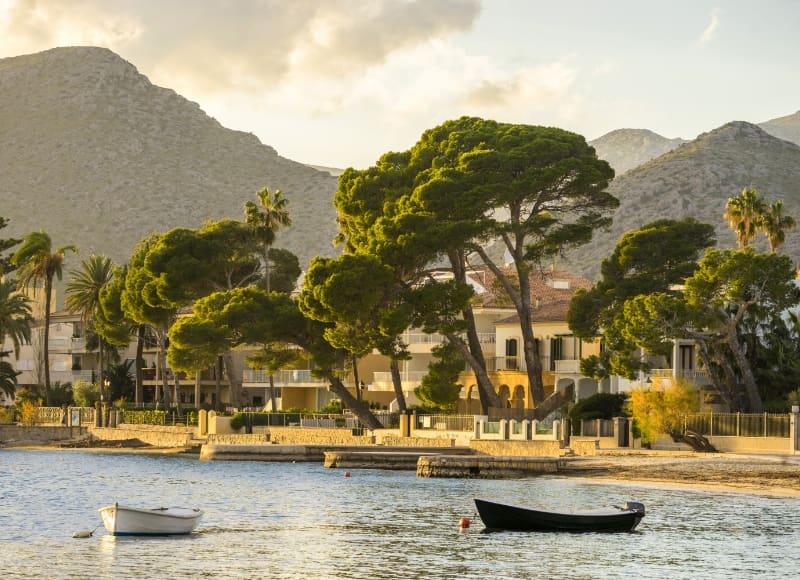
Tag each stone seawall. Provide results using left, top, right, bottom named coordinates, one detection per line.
left=207, top=433, right=269, bottom=445
left=267, top=426, right=374, bottom=446
left=417, top=455, right=561, bottom=478
left=470, top=439, right=563, bottom=457
left=381, top=436, right=455, bottom=447
left=0, top=425, right=87, bottom=445
left=91, top=425, right=195, bottom=447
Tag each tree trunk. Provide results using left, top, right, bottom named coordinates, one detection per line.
left=174, top=372, right=183, bottom=417
left=515, top=267, right=546, bottom=406
left=43, top=275, right=53, bottom=400
left=194, top=372, right=201, bottom=410
left=447, top=334, right=501, bottom=412
left=135, top=326, right=145, bottom=405
left=448, top=251, right=502, bottom=411
left=352, top=355, right=362, bottom=401
left=530, top=384, right=574, bottom=421
left=327, top=376, right=381, bottom=429
left=215, top=356, right=223, bottom=411
left=722, top=320, right=763, bottom=412
left=98, top=338, right=105, bottom=402
left=268, top=374, right=277, bottom=412
left=222, top=350, right=242, bottom=409
left=692, top=336, right=735, bottom=409
left=389, top=359, right=407, bottom=412
left=670, top=429, right=717, bottom=452
left=157, top=329, right=170, bottom=408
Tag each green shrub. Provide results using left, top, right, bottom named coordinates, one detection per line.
left=122, top=409, right=166, bottom=425
left=73, top=380, right=100, bottom=407
left=319, top=400, right=343, bottom=414
left=569, top=392, right=628, bottom=432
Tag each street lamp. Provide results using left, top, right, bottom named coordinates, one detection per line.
left=103, top=379, right=110, bottom=402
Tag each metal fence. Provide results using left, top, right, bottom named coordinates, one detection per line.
left=414, top=414, right=475, bottom=431
left=684, top=413, right=791, bottom=438
left=579, top=419, right=616, bottom=437
left=33, top=406, right=96, bottom=425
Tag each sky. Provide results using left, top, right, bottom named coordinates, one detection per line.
left=1, top=0, right=799, bottom=169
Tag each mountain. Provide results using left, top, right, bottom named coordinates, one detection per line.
left=565, top=121, right=800, bottom=281
left=589, top=129, right=686, bottom=175
left=759, top=110, right=800, bottom=146
left=0, top=46, right=339, bottom=273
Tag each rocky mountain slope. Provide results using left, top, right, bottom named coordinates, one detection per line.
left=564, top=121, right=800, bottom=281
left=759, top=110, right=800, bottom=146
left=0, top=47, right=339, bottom=272
left=4, top=47, right=799, bottom=291
left=589, top=128, right=686, bottom=175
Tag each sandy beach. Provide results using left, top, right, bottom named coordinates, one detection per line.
left=6, top=438, right=800, bottom=496
left=560, top=452, right=800, bottom=497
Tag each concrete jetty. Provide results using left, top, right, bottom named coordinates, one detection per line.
left=199, top=443, right=327, bottom=461
left=323, top=447, right=474, bottom=470
left=417, top=455, right=562, bottom=478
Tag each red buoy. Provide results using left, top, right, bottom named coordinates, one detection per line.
left=344, top=471, right=351, bottom=478
left=459, top=517, right=470, bottom=529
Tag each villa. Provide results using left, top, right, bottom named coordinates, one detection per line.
left=3, top=266, right=713, bottom=412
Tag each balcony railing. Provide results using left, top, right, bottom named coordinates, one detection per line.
left=372, top=371, right=427, bottom=388
left=242, top=369, right=328, bottom=386
left=400, top=331, right=496, bottom=345
left=486, top=356, right=527, bottom=372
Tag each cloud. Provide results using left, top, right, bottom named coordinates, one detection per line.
left=288, top=0, right=481, bottom=78
left=0, top=0, right=481, bottom=96
left=0, top=0, right=143, bottom=55
left=698, top=7, right=720, bottom=46
left=461, top=61, right=579, bottom=116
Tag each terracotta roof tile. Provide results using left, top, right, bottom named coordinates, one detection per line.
left=468, top=266, right=592, bottom=318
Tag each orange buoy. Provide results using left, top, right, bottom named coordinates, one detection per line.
left=459, top=517, right=470, bottom=529
left=344, top=471, right=351, bottom=478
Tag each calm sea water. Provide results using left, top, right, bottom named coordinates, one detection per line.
left=1, top=449, right=797, bottom=579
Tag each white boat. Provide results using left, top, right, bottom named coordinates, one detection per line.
left=98, top=503, right=203, bottom=536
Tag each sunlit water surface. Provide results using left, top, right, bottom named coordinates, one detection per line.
left=1, top=449, right=797, bottom=579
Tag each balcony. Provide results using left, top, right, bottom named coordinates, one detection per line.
left=372, top=371, right=426, bottom=390
left=554, top=359, right=581, bottom=374
left=242, top=369, right=328, bottom=387
left=486, top=356, right=527, bottom=372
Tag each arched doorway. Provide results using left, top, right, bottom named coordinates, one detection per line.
left=512, top=385, right=526, bottom=410
left=498, top=384, right=511, bottom=408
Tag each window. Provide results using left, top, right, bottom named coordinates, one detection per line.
left=505, top=339, right=518, bottom=370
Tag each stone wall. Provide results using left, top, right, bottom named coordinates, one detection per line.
left=569, top=438, right=599, bottom=456
left=267, top=426, right=373, bottom=446
left=381, top=436, right=455, bottom=447
left=0, top=425, right=86, bottom=445
left=90, top=425, right=195, bottom=447
left=417, top=455, right=560, bottom=478
left=470, top=439, right=562, bottom=457
left=207, top=433, right=269, bottom=444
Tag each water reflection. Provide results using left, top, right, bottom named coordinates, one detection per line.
left=3, top=449, right=800, bottom=579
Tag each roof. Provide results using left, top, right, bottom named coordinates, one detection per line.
left=467, top=266, right=593, bottom=322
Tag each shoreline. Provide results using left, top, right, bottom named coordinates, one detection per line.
left=5, top=442, right=800, bottom=497
left=558, top=453, right=800, bottom=497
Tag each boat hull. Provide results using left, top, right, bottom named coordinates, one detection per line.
left=474, top=498, right=644, bottom=532
left=99, top=504, right=203, bottom=536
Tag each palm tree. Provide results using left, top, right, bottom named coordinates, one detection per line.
left=0, top=278, right=33, bottom=358
left=244, top=187, right=292, bottom=293
left=65, top=255, right=114, bottom=400
left=11, top=231, right=76, bottom=398
left=724, top=187, right=766, bottom=248
left=760, top=199, right=796, bottom=253
left=0, top=279, right=32, bottom=399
